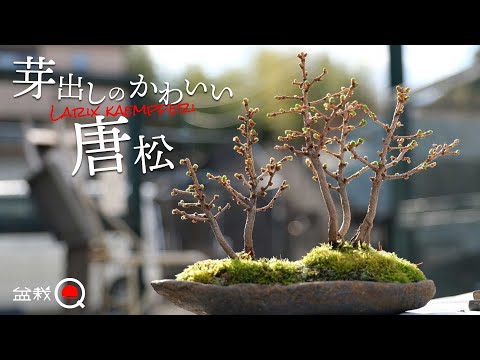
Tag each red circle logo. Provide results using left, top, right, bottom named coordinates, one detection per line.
left=61, top=284, right=79, bottom=300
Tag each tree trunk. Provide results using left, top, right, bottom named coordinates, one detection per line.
left=207, top=212, right=238, bottom=259
left=351, top=172, right=383, bottom=245
left=338, top=184, right=351, bottom=240
left=311, top=156, right=339, bottom=243
left=243, top=204, right=256, bottom=258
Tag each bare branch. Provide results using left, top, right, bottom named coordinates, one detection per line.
left=323, top=148, right=342, bottom=160
left=361, top=104, right=388, bottom=130
left=308, top=77, right=354, bottom=107
left=267, top=109, right=301, bottom=118
left=305, top=68, right=328, bottom=91
left=275, top=95, right=304, bottom=101
left=349, top=148, right=379, bottom=171
left=233, top=172, right=251, bottom=189
left=274, top=144, right=307, bottom=157
left=177, top=200, right=201, bottom=208
left=207, top=173, right=249, bottom=207
left=393, top=129, right=433, bottom=140
left=172, top=209, right=208, bottom=223
left=214, top=203, right=231, bottom=219
left=386, top=139, right=460, bottom=180
left=345, top=165, right=371, bottom=183
left=257, top=156, right=293, bottom=194
left=386, top=145, right=412, bottom=169
left=257, top=181, right=289, bottom=212
left=323, top=165, right=338, bottom=180
left=171, top=189, right=194, bottom=196
left=207, top=194, right=220, bottom=209
left=171, top=158, right=237, bottom=259
left=327, top=183, right=340, bottom=191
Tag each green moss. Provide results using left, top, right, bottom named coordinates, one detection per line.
left=302, top=243, right=426, bottom=283
left=176, top=244, right=426, bottom=286
left=176, top=257, right=303, bottom=286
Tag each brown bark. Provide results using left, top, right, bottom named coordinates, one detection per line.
left=351, top=87, right=459, bottom=245
left=242, top=104, right=258, bottom=257
left=209, top=102, right=291, bottom=259
left=243, top=204, right=256, bottom=258
left=310, top=155, right=339, bottom=243
left=172, top=158, right=238, bottom=259
left=207, top=211, right=238, bottom=259
left=338, top=184, right=351, bottom=239
left=351, top=171, right=383, bottom=245
left=336, top=107, right=355, bottom=240
left=299, top=53, right=339, bottom=244
left=351, top=91, right=403, bottom=245
left=271, top=54, right=340, bottom=244
left=188, top=160, right=238, bottom=259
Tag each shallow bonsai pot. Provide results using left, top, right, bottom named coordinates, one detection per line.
left=151, top=279, right=435, bottom=315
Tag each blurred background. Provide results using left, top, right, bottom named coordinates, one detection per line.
left=0, top=45, right=479, bottom=314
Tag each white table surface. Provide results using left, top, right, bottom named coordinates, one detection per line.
left=403, top=292, right=480, bottom=315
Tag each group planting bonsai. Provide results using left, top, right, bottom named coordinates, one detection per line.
left=170, top=52, right=460, bottom=286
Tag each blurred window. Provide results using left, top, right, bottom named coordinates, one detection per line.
left=0, top=120, right=43, bottom=232
left=72, top=52, right=89, bottom=73
left=0, top=46, right=37, bottom=70
left=0, top=120, right=22, bottom=144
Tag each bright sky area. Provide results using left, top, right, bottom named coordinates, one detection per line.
left=147, top=45, right=478, bottom=96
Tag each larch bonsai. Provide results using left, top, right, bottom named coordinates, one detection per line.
left=166, top=51, right=459, bottom=288
left=171, top=99, right=291, bottom=259
left=171, top=158, right=237, bottom=258
left=268, top=52, right=460, bottom=247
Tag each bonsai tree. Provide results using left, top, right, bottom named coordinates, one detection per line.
left=171, top=99, right=291, bottom=259
left=268, top=52, right=460, bottom=246
left=154, top=52, right=445, bottom=313
left=171, top=158, right=236, bottom=258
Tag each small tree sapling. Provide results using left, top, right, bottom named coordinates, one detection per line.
left=171, top=158, right=237, bottom=259
left=172, top=99, right=291, bottom=259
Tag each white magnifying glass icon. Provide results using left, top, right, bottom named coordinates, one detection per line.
left=55, top=278, right=86, bottom=309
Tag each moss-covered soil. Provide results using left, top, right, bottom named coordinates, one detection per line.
left=176, top=243, right=426, bottom=285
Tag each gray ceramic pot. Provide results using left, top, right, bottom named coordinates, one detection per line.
left=151, top=279, right=435, bottom=315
